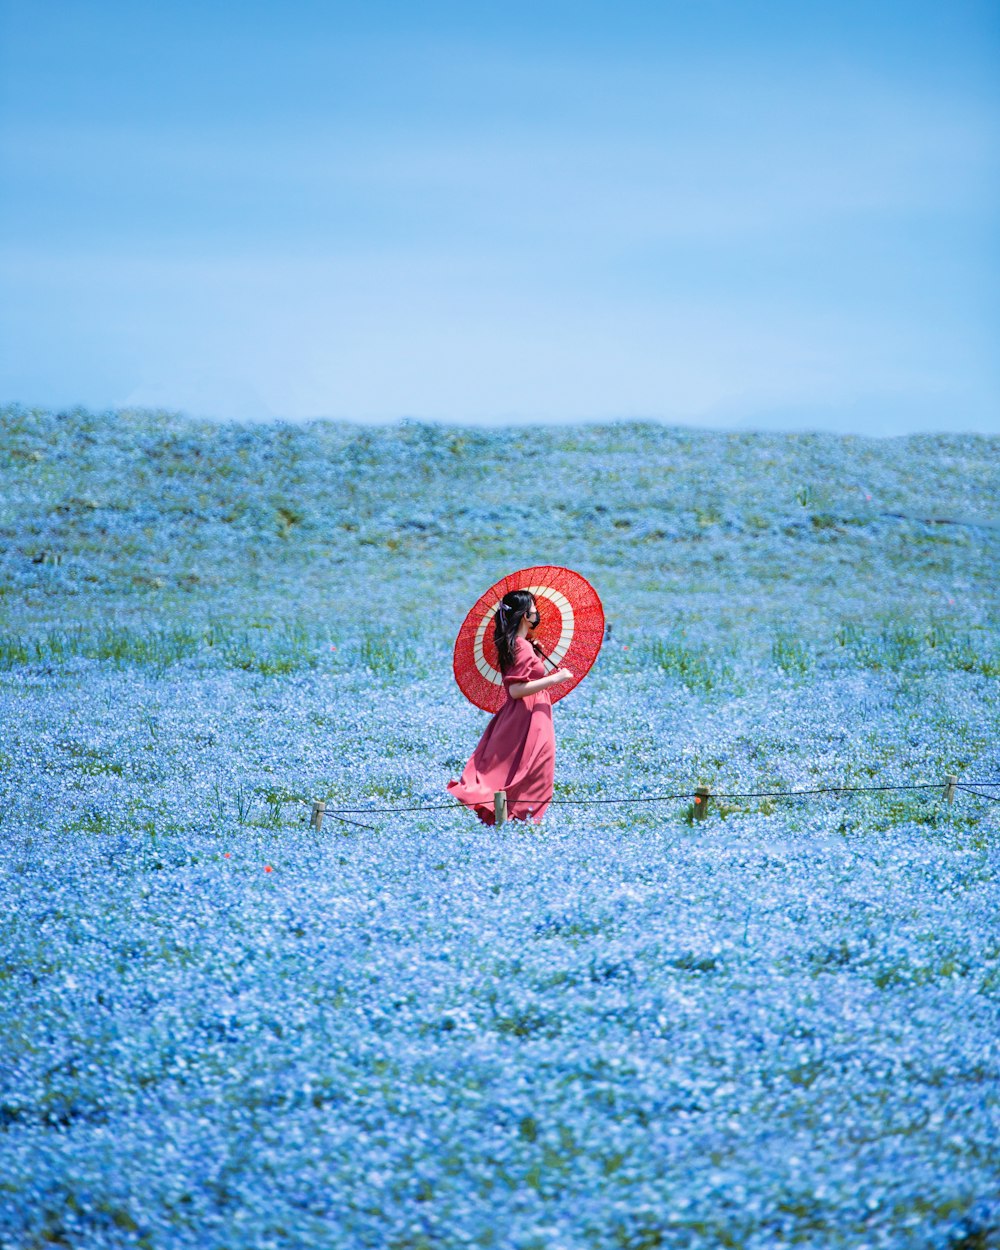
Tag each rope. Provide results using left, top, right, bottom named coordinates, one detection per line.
left=296, top=798, right=466, bottom=815
left=293, top=799, right=380, bottom=830
left=547, top=782, right=948, bottom=808
left=235, top=779, right=1000, bottom=822
left=548, top=791, right=697, bottom=808
left=957, top=785, right=1000, bottom=803
left=327, top=813, right=379, bottom=831
left=302, top=779, right=990, bottom=816
left=713, top=782, right=946, bottom=798
left=45, top=775, right=997, bottom=835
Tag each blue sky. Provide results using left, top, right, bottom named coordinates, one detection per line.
left=1, top=1, right=998, bottom=433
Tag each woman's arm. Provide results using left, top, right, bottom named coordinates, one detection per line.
left=508, top=668, right=572, bottom=699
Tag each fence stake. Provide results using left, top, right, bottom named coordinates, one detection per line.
left=694, top=785, right=711, bottom=820
left=311, top=800, right=326, bottom=831
left=944, top=775, right=957, bottom=805
left=494, top=790, right=507, bottom=827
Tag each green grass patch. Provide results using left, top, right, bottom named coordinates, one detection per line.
left=835, top=620, right=1000, bottom=676
left=0, top=624, right=203, bottom=673
left=0, top=619, right=342, bottom=676
left=772, top=633, right=812, bottom=676
left=218, top=621, right=320, bottom=675
left=358, top=628, right=418, bottom=674
left=612, top=636, right=732, bottom=691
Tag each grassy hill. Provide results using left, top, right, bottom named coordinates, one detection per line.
left=2, top=403, right=997, bottom=673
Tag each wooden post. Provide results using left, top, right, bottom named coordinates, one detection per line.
left=494, top=790, right=507, bottom=827
left=694, top=786, right=711, bottom=821
left=944, top=775, right=957, bottom=805
left=311, top=801, right=326, bottom=831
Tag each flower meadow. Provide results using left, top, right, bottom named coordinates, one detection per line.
left=1, top=403, right=998, bottom=1250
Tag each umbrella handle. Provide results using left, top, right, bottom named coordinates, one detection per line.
left=530, top=640, right=559, bottom=672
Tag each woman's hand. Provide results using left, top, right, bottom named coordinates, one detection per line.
left=554, top=667, right=574, bottom=684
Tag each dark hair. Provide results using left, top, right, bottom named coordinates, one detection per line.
left=494, top=589, right=535, bottom=674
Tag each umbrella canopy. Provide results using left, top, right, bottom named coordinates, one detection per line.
left=453, top=564, right=605, bottom=713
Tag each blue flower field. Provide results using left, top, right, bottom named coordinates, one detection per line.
left=1, top=404, right=998, bottom=1249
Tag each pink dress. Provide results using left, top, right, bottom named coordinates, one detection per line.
left=447, top=637, right=556, bottom=825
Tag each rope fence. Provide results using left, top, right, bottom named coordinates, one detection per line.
left=290, top=775, right=1000, bottom=831
left=957, top=784, right=1000, bottom=803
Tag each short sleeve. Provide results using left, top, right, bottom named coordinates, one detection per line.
left=501, top=640, right=535, bottom=690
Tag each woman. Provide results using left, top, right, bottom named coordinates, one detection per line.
left=447, top=589, right=573, bottom=825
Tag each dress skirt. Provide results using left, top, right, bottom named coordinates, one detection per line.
left=447, top=637, right=556, bottom=824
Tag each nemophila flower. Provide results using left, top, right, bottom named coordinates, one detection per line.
left=0, top=407, right=997, bottom=1248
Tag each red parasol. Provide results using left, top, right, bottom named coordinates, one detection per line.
left=453, top=565, right=605, bottom=713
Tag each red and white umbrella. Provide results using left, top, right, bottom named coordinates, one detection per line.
left=453, top=564, right=605, bottom=713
